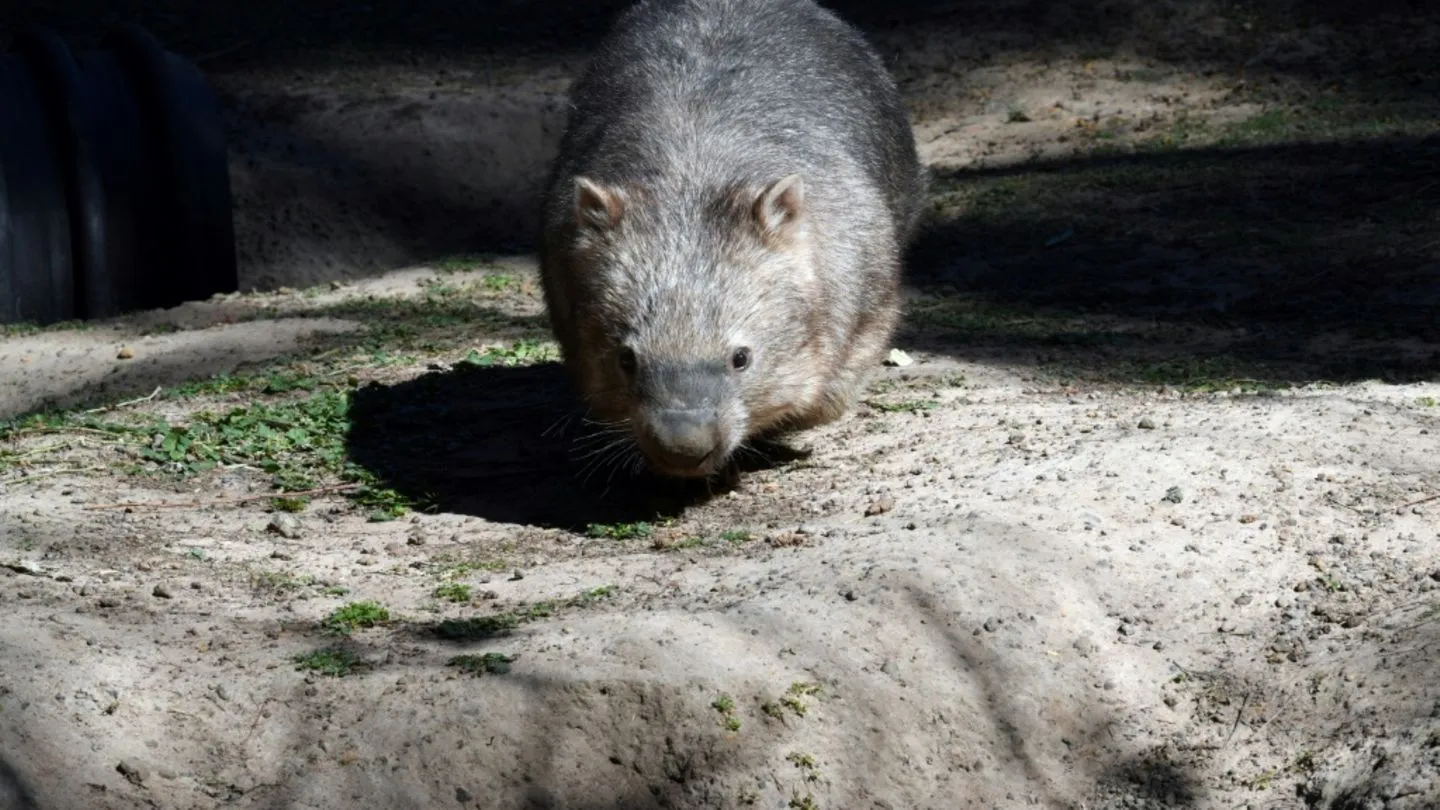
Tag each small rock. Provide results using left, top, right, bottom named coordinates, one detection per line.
left=406, top=532, right=427, bottom=546
left=883, top=349, right=914, bottom=367
left=1117, top=623, right=1135, bottom=637
left=843, top=590, right=858, bottom=602
left=1234, top=593, right=1253, bottom=606
left=1152, top=641, right=1165, bottom=652
left=116, top=346, right=136, bottom=360
left=1137, top=417, right=1157, bottom=430
left=214, top=684, right=230, bottom=701
left=983, top=617, right=1001, bottom=633
left=508, top=570, right=524, bottom=582
left=864, top=496, right=896, bottom=517
left=97, top=596, right=121, bottom=609
left=455, top=787, right=474, bottom=804
left=267, top=514, right=303, bottom=539
left=1162, top=486, right=1184, bottom=504
left=116, top=760, right=147, bottom=786
left=152, top=584, right=174, bottom=600
left=1163, top=695, right=1179, bottom=708
left=1072, top=636, right=1099, bottom=657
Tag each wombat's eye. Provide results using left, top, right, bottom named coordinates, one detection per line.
left=616, top=347, right=638, bottom=376
left=730, top=347, right=752, bottom=372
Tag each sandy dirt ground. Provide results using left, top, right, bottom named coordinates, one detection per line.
left=2, top=1, right=1440, bottom=809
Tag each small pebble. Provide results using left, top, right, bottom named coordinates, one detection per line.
left=864, top=496, right=896, bottom=517
left=1137, top=417, right=1157, bottom=430
left=152, top=584, right=173, bottom=600
left=267, top=514, right=303, bottom=539
left=884, top=348, right=914, bottom=367
left=116, top=760, right=147, bottom=786
left=116, top=346, right=136, bottom=360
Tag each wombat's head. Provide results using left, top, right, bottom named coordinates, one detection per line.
left=559, top=172, right=822, bottom=478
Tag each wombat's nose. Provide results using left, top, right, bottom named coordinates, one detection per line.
left=645, top=409, right=721, bottom=470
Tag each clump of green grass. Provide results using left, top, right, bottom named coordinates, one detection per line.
left=786, top=751, right=819, bottom=781
left=433, top=583, right=473, bottom=603
left=293, top=647, right=364, bottom=677
left=322, top=601, right=391, bottom=635
left=866, top=398, right=939, bottom=415
left=779, top=682, right=824, bottom=718
left=129, top=387, right=416, bottom=519
left=432, top=586, right=617, bottom=641
left=250, top=570, right=317, bottom=593
left=712, top=694, right=741, bottom=731
left=459, top=338, right=559, bottom=368
left=481, top=273, right=519, bottom=293
left=166, top=367, right=325, bottom=400
left=721, top=529, right=754, bottom=545
left=448, top=652, right=517, bottom=676
left=436, top=613, right=522, bottom=640
left=0, top=319, right=91, bottom=338
left=586, top=522, right=654, bottom=541
left=435, top=255, right=487, bottom=273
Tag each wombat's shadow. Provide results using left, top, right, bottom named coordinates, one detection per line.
left=344, top=362, right=808, bottom=529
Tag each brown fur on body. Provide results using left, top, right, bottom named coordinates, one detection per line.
left=538, top=0, right=926, bottom=478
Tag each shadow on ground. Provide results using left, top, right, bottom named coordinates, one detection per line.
left=905, top=133, right=1440, bottom=384
left=0, top=756, right=39, bottom=810
left=344, top=361, right=804, bottom=529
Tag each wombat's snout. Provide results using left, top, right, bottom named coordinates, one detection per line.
left=640, top=409, right=723, bottom=475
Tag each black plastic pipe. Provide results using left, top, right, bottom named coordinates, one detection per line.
left=0, top=24, right=236, bottom=327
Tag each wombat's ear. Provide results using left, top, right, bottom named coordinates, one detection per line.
left=574, top=177, right=626, bottom=231
left=752, top=174, right=805, bottom=242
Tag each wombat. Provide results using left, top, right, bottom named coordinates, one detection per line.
left=539, top=0, right=926, bottom=479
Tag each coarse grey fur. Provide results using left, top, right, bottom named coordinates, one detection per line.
left=538, top=0, right=926, bottom=479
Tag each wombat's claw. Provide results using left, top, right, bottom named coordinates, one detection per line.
left=714, top=460, right=743, bottom=491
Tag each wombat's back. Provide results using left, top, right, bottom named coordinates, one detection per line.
left=547, top=0, right=924, bottom=235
